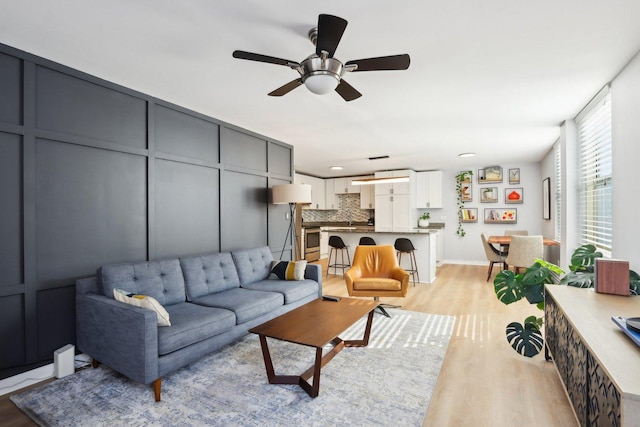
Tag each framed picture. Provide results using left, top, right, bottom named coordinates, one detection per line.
left=478, top=166, right=503, bottom=184
left=543, top=177, right=551, bottom=220
left=505, top=187, right=523, bottom=204
left=509, top=168, right=520, bottom=184
left=484, top=208, right=517, bottom=224
left=460, top=208, right=478, bottom=223
left=460, top=181, right=472, bottom=202
left=481, top=187, right=498, bottom=203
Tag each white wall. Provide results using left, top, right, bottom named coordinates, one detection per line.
left=537, top=50, right=640, bottom=272
left=612, top=51, right=640, bottom=271
left=435, top=163, right=543, bottom=263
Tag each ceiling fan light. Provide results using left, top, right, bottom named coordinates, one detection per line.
left=303, top=73, right=340, bottom=95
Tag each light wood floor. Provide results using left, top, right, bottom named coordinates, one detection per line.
left=0, top=264, right=578, bottom=426
left=323, top=263, right=578, bottom=427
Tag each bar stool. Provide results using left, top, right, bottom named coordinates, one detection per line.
left=327, top=236, right=351, bottom=278
left=394, top=238, right=419, bottom=286
left=359, top=236, right=376, bottom=245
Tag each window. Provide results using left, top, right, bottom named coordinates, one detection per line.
left=576, top=87, right=612, bottom=257
left=553, top=140, right=562, bottom=242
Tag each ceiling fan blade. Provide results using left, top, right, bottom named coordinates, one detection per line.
left=232, top=50, right=299, bottom=67
left=316, top=14, right=348, bottom=58
left=345, top=54, right=411, bottom=71
left=268, top=79, right=303, bottom=97
left=335, top=79, right=362, bottom=102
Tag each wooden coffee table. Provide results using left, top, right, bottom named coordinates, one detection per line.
left=249, top=297, right=378, bottom=398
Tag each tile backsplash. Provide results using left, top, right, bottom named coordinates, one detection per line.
left=302, top=193, right=373, bottom=223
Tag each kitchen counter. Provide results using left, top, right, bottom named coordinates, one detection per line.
left=303, top=221, right=445, bottom=232
left=324, top=229, right=437, bottom=283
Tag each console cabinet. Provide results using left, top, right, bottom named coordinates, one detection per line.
left=545, top=286, right=640, bottom=426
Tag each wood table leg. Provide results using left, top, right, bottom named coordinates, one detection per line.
left=344, top=309, right=375, bottom=347
left=255, top=308, right=376, bottom=398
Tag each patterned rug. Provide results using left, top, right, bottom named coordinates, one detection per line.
left=11, top=309, right=455, bottom=427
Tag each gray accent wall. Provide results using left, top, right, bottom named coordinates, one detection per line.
left=0, top=43, right=294, bottom=378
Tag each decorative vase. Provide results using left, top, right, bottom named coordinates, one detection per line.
left=418, top=218, right=430, bottom=228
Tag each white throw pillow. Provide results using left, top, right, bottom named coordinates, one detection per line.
left=113, top=288, right=171, bottom=326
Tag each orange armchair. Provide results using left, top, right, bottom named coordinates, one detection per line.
left=344, top=245, right=410, bottom=316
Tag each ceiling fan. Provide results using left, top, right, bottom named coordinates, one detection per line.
left=232, top=14, right=410, bottom=101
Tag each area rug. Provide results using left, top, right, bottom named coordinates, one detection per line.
left=11, top=309, right=455, bottom=427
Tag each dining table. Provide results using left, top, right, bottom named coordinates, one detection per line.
left=487, top=235, right=560, bottom=246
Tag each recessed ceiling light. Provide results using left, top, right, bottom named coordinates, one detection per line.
left=330, top=166, right=343, bottom=170
left=458, top=152, right=476, bottom=158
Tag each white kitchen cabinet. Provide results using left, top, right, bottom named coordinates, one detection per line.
left=295, top=173, right=325, bottom=209
left=324, top=179, right=339, bottom=209
left=359, top=176, right=375, bottom=209
left=374, top=194, right=393, bottom=231
left=310, top=176, right=325, bottom=209
left=374, top=170, right=417, bottom=231
left=375, top=193, right=415, bottom=231
left=375, top=170, right=414, bottom=196
left=331, top=177, right=359, bottom=194
left=416, top=171, right=443, bottom=208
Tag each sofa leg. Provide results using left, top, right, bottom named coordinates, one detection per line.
left=91, top=359, right=100, bottom=368
left=153, top=378, right=162, bottom=402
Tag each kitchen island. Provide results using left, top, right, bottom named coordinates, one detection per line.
left=323, top=227, right=438, bottom=283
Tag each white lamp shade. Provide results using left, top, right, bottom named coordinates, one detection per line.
left=304, top=74, right=340, bottom=95
left=272, top=184, right=312, bottom=204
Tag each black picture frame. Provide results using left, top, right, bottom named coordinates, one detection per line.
left=543, top=177, right=551, bottom=220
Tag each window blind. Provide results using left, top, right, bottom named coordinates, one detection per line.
left=553, top=140, right=562, bottom=242
left=576, top=87, right=612, bottom=257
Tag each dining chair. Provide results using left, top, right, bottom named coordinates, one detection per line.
left=505, top=235, right=543, bottom=274
left=481, top=233, right=508, bottom=281
left=500, top=230, right=528, bottom=254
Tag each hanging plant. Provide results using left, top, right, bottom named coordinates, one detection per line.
left=455, top=170, right=473, bottom=236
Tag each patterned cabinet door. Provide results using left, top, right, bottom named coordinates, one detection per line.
left=587, top=352, right=621, bottom=427
left=567, top=327, right=588, bottom=426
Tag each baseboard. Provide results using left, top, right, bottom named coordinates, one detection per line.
left=442, top=260, right=488, bottom=266
left=0, top=364, right=54, bottom=397
left=0, top=353, right=91, bottom=397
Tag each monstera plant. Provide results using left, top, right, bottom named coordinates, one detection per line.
left=493, top=244, right=639, bottom=357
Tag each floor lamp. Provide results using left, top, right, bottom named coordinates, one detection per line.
left=272, top=184, right=312, bottom=261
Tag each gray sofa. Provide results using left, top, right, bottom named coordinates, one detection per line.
left=76, top=246, right=321, bottom=401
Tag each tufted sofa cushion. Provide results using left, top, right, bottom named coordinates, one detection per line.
left=98, top=259, right=186, bottom=306
left=180, top=252, right=240, bottom=300
left=231, top=247, right=274, bottom=285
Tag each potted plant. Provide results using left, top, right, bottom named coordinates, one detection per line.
left=493, top=244, right=639, bottom=357
left=455, top=170, right=473, bottom=236
left=418, top=212, right=430, bottom=227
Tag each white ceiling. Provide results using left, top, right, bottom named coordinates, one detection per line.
left=2, top=1, right=640, bottom=177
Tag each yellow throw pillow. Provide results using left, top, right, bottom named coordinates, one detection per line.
left=113, top=288, right=171, bottom=326
left=269, top=260, right=307, bottom=281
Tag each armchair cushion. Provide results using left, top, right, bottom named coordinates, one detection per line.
left=352, top=277, right=402, bottom=291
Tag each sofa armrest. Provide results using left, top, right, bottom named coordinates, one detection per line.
left=76, top=292, right=159, bottom=385
left=304, top=263, right=323, bottom=297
